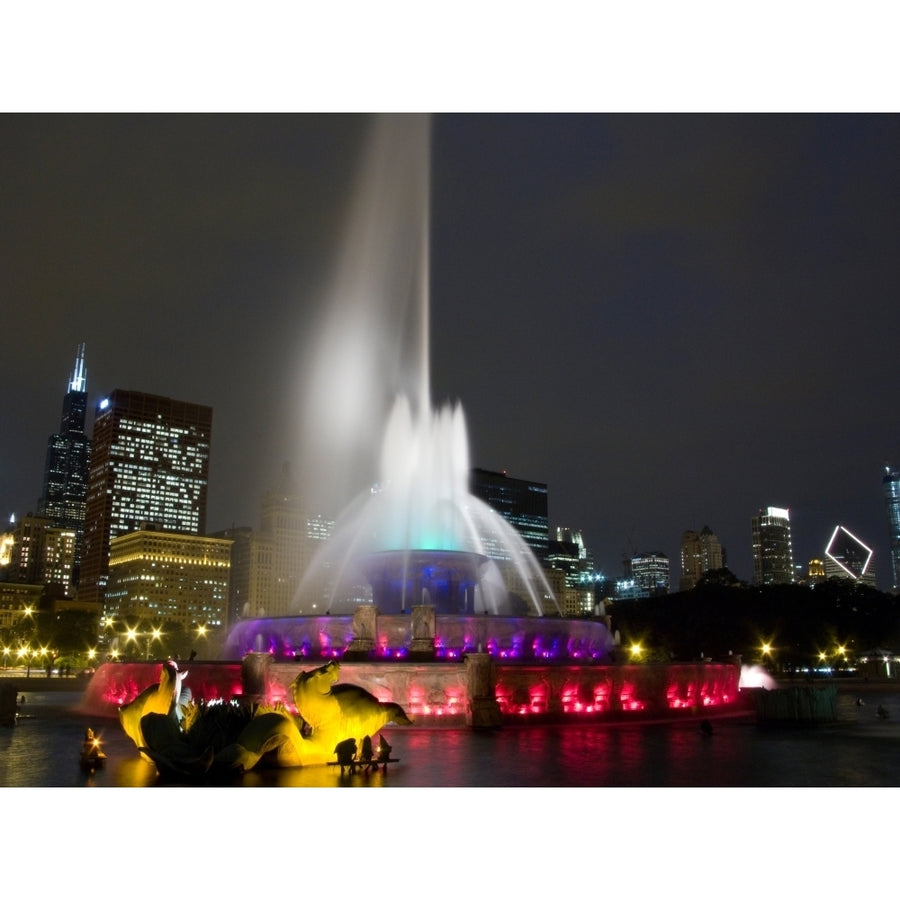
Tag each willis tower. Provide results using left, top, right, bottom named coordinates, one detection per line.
left=38, top=343, right=91, bottom=583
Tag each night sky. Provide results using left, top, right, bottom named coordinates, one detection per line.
left=3, top=113, right=899, bottom=587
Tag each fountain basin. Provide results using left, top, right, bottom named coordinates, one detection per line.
left=79, top=656, right=742, bottom=726
left=223, top=612, right=616, bottom=662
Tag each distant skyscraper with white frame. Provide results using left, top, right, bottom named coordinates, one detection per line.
left=824, top=524, right=876, bottom=587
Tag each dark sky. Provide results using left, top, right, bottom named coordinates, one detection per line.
left=2, top=113, right=899, bottom=588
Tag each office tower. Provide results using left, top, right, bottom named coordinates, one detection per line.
left=751, top=506, right=794, bottom=585
left=78, top=390, right=212, bottom=609
left=680, top=525, right=724, bottom=590
left=630, top=552, right=670, bottom=595
left=4, top=514, right=77, bottom=596
left=883, top=465, right=900, bottom=591
left=547, top=527, right=590, bottom=586
left=546, top=527, right=594, bottom=616
left=470, top=468, right=550, bottom=566
left=209, top=525, right=253, bottom=626
left=105, top=527, right=231, bottom=630
left=239, top=465, right=335, bottom=619
left=37, top=344, right=91, bottom=580
left=824, top=524, right=876, bottom=587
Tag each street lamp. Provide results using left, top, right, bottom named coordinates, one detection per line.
left=124, top=625, right=164, bottom=660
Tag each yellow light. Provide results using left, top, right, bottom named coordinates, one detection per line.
left=630, top=643, right=642, bottom=658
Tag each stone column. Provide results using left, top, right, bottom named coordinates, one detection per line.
left=465, top=652, right=502, bottom=729
left=409, top=604, right=436, bottom=660
left=346, top=605, right=378, bottom=659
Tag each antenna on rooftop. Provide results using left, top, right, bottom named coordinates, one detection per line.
left=69, top=343, right=87, bottom=393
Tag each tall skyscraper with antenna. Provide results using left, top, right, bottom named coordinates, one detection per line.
left=38, top=344, right=91, bottom=582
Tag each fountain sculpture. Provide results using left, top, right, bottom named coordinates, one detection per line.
left=114, top=657, right=413, bottom=779
left=82, top=115, right=743, bottom=761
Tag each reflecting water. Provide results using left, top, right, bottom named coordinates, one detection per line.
left=3, top=688, right=900, bottom=787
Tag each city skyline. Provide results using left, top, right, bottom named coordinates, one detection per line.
left=3, top=115, right=899, bottom=589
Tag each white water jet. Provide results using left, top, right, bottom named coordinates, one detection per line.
left=294, top=114, right=559, bottom=617
left=739, top=665, right=778, bottom=690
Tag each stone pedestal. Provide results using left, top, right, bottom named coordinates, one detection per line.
left=241, top=652, right=271, bottom=705
left=465, top=652, right=501, bottom=728
left=408, top=605, right=436, bottom=660
left=346, top=605, right=377, bottom=659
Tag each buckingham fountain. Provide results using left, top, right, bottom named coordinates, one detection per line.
left=81, top=115, right=741, bottom=772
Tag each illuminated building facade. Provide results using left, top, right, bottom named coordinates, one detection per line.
left=78, top=390, right=212, bottom=609
left=883, top=465, right=900, bottom=591
left=470, top=468, right=550, bottom=566
left=232, top=465, right=335, bottom=619
left=209, top=525, right=252, bottom=626
left=105, top=528, right=231, bottom=629
left=37, top=344, right=91, bottom=579
left=630, top=552, right=670, bottom=595
left=807, top=558, right=826, bottom=585
left=547, top=527, right=595, bottom=615
left=680, top=525, right=724, bottom=590
left=1, top=514, right=77, bottom=596
left=824, top=524, right=876, bottom=587
left=0, top=583, right=44, bottom=631
left=751, top=506, right=794, bottom=585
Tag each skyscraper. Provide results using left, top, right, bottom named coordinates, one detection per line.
left=824, top=524, right=876, bottom=587
left=679, top=525, right=724, bottom=590
left=630, top=552, right=670, bottom=595
left=883, top=465, right=900, bottom=591
left=37, top=344, right=91, bottom=580
left=78, top=390, right=212, bottom=609
left=751, top=506, right=794, bottom=586
left=470, top=468, right=550, bottom=566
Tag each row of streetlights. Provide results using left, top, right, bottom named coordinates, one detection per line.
left=103, top=621, right=210, bottom=661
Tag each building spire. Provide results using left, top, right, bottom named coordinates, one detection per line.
left=69, top=343, right=87, bottom=393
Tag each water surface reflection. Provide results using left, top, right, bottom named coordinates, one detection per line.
left=3, top=690, right=899, bottom=788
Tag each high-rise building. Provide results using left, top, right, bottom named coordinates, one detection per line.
left=751, top=506, right=794, bottom=586
left=3, top=514, right=77, bottom=596
left=470, top=468, right=549, bottom=566
left=546, top=527, right=594, bottom=616
left=238, top=465, right=335, bottom=619
left=631, top=552, right=670, bottom=595
left=105, top=527, right=231, bottom=630
left=824, top=524, right=876, bottom=587
left=37, top=344, right=91, bottom=580
left=209, top=525, right=253, bottom=626
left=78, top=390, right=212, bottom=609
left=679, top=525, right=724, bottom=590
left=883, top=465, right=900, bottom=591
